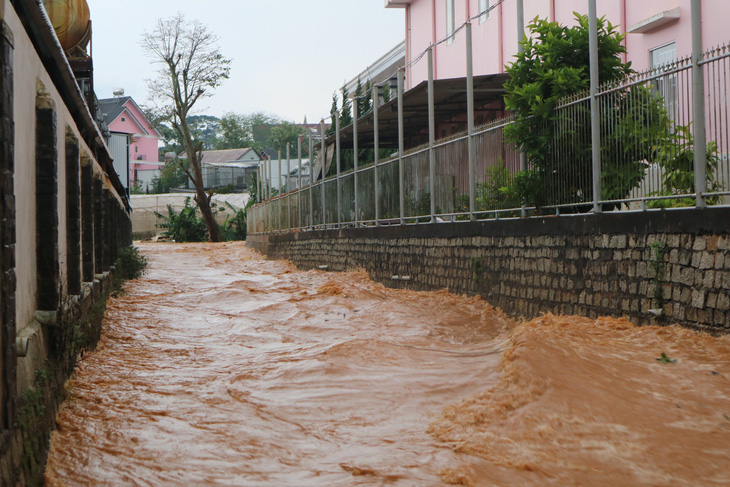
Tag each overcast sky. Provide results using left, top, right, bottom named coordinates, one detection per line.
left=85, top=0, right=405, bottom=123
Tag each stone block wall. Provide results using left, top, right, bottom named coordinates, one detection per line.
left=248, top=208, right=730, bottom=334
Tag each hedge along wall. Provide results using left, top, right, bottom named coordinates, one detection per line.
left=247, top=207, right=730, bottom=334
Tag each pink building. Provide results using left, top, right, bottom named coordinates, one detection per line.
left=386, top=0, right=728, bottom=90
left=100, top=95, right=162, bottom=184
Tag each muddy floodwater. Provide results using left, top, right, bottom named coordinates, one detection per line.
left=46, top=242, right=730, bottom=486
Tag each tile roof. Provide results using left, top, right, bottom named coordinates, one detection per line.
left=99, top=96, right=131, bottom=126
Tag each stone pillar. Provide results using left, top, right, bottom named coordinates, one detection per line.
left=35, top=92, right=59, bottom=318
left=65, top=131, right=81, bottom=295
left=81, top=161, right=94, bottom=282
left=102, top=188, right=111, bottom=270
left=93, top=177, right=103, bottom=276
left=0, top=18, right=16, bottom=428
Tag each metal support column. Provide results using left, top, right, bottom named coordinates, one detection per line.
left=335, top=111, right=341, bottom=225
left=374, top=88, right=381, bottom=225
left=692, top=0, right=707, bottom=208
left=466, top=22, right=476, bottom=221
left=353, top=100, right=359, bottom=227
left=398, top=68, right=405, bottom=224
left=517, top=0, right=527, bottom=217
left=286, top=143, right=291, bottom=228
left=309, top=131, right=314, bottom=228
left=428, top=47, right=436, bottom=222
left=589, top=0, right=602, bottom=213
left=320, top=120, right=326, bottom=227
left=298, top=137, right=302, bottom=229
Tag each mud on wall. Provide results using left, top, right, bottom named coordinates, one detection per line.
left=248, top=208, right=730, bottom=334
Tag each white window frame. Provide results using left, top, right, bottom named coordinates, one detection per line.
left=446, top=0, right=455, bottom=44
left=650, top=42, right=678, bottom=122
left=479, top=0, right=491, bottom=23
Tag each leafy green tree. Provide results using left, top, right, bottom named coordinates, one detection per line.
left=215, top=113, right=256, bottom=149
left=504, top=14, right=659, bottom=210
left=267, top=122, right=305, bottom=154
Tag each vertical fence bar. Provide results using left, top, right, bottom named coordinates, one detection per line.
left=692, top=0, right=707, bottom=207
left=517, top=0, right=527, bottom=217
left=428, top=47, right=436, bottom=222
left=398, top=69, right=405, bottom=224
left=308, top=131, right=314, bottom=228
left=257, top=163, right=262, bottom=203
left=286, top=143, right=291, bottom=229
left=320, top=120, right=326, bottom=227
left=589, top=0, right=602, bottom=213
left=374, top=87, right=381, bottom=225
left=466, top=22, right=476, bottom=221
left=298, top=137, right=302, bottom=229
left=353, top=100, right=359, bottom=226
left=335, top=110, right=341, bottom=225
left=277, top=150, right=282, bottom=197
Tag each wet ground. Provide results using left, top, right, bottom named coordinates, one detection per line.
left=46, top=242, right=730, bottom=486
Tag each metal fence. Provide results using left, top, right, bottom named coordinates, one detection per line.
left=248, top=41, right=730, bottom=235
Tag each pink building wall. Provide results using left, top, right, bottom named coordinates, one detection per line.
left=106, top=99, right=160, bottom=175
left=396, top=0, right=728, bottom=89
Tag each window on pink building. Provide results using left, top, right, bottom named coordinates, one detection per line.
left=479, top=0, right=491, bottom=23
left=446, top=0, right=455, bottom=44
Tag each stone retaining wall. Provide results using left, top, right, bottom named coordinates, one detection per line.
left=248, top=208, right=730, bottom=334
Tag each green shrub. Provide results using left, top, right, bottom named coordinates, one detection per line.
left=115, top=246, right=149, bottom=280
left=155, top=197, right=209, bottom=242
left=219, top=201, right=247, bottom=241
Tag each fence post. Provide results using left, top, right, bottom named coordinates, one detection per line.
left=517, top=0, right=528, bottom=217
left=428, top=46, right=436, bottom=223
left=257, top=163, right=262, bottom=203
left=374, top=87, right=381, bottom=225
left=691, top=0, right=707, bottom=208
left=398, top=68, right=405, bottom=224
left=335, top=110, right=341, bottom=225
left=277, top=150, right=282, bottom=196
left=466, top=21, right=476, bottom=221
left=308, top=131, right=314, bottom=228
left=298, top=136, right=302, bottom=229
left=287, top=143, right=291, bottom=229
left=589, top=0, right=602, bottom=213
left=353, top=100, right=359, bottom=227
left=320, top=120, right=326, bottom=227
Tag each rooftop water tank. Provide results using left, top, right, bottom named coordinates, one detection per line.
left=42, top=0, right=91, bottom=53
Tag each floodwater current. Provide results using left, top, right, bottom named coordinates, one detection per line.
left=45, top=242, right=730, bottom=486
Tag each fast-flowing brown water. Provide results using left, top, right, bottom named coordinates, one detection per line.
left=45, top=242, right=730, bottom=486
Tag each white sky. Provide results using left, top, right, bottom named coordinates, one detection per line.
left=85, top=0, right=405, bottom=123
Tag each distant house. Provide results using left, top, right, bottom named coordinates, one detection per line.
left=180, top=148, right=262, bottom=190
left=99, top=95, right=162, bottom=189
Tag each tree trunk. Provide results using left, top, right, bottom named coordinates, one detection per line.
left=180, top=123, right=222, bottom=242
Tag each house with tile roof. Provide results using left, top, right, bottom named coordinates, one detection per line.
left=99, top=95, right=162, bottom=186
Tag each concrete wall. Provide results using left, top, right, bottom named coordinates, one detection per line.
left=248, top=207, right=730, bottom=335
left=1, top=1, right=133, bottom=483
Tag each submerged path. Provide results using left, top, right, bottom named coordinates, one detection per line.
left=46, top=242, right=730, bottom=486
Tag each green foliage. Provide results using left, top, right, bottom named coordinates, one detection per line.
left=220, top=201, right=247, bottom=241
left=216, top=183, right=235, bottom=194
left=268, top=122, right=305, bottom=153
left=155, top=197, right=209, bottom=242
left=649, top=124, right=722, bottom=207
left=504, top=13, right=656, bottom=210
left=115, top=246, right=149, bottom=280
left=656, top=352, right=676, bottom=364
left=130, top=179, right=145, bottom=194
left=151, top=159, right=189, bottom=193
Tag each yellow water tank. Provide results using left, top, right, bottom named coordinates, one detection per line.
left=42, top=0, right=91, bottom=52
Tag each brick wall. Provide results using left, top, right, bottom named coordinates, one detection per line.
left=248, top=207, right=730, bottom=334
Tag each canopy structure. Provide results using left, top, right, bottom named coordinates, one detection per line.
left=327, top=72, right=510, bottom=150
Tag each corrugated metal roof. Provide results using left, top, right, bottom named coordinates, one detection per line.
left=180, top=148, right=258, bottom=164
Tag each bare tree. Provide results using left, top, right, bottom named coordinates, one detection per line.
left=142, top=13, right=231, bottom=242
